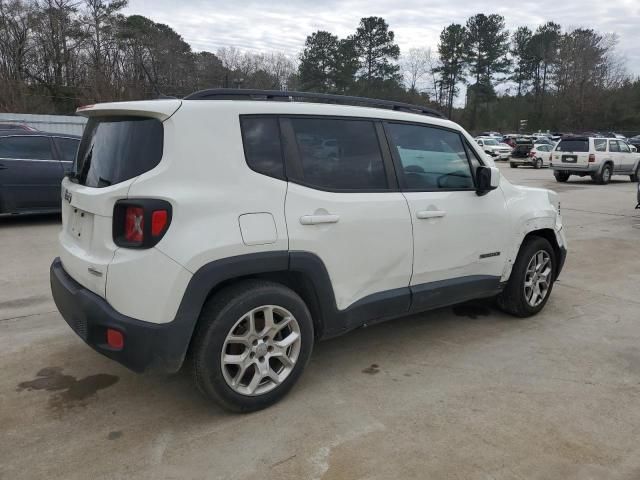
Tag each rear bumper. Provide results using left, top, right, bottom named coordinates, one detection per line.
left=50, top=258, right=191, bottom=373
left=551, top=163, right=598, bottom=173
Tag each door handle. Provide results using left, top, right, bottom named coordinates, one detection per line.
left=416, top=210, right=446, bottom=219
left=300, top=214, right=340, bottom=225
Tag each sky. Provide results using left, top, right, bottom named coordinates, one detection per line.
left=123, top=0, right=640, bottom=77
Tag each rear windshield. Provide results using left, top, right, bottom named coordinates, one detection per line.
left=556, top=139, right=589, bottom=152
left=75, top=116, right=163, bottom=188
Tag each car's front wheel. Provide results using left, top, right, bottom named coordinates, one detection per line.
left=192, top=280, right=314, bottom=412
left=630, top=165, right=639, bottom=183
left=497, top=236, right=557, bottom=317
left=535, top=158, right=543, bottom=169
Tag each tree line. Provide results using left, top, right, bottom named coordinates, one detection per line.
left=1, top=0, right=639, bottom=134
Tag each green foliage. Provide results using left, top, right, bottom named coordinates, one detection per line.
left=0, top=4, right=637, bottom=135
left=298, top=31, right=339, bottom=92
left=436, top=23, right=467, bottom=117
left=352, top=16, right=401, bottom=90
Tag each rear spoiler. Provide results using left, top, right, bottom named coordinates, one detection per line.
left=76, top=100, right=182, bottom=122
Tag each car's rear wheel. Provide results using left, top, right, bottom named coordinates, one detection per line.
left=497, top=236, right=557, bottom=317
left=510, top=162, right=517, bottom=168
left=630, top=165, right=639, bottom=182
left=192, top=280, right=313, bottom=412
left=554, top=171, right=569, bottom=182
left=596, top=164, right=612, bottom=184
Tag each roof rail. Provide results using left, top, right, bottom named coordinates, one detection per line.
left=183, top=88, right=446, bottom=119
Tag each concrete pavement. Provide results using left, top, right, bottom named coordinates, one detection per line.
left=1, top=164, right=639, bottom=479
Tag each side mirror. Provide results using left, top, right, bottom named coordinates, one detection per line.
left=476, top=166, right=500, bottom=195
left=630, top=145, right=637, bottom=153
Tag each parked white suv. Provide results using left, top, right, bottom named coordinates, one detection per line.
left=475, top=137, right=512, bottom=160
left=50, top=90, right=567, bottom=412
left=551, top=136, right=640, bottom=184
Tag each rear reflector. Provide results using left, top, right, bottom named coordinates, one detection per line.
left=124, top=206, right=144, bottom=243
left=107, top=329, right=124, bottom=349
left=151, top=210, right=168, bottom=236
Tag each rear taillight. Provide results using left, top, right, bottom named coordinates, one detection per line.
left=124, top=207, right=144, bottom=243
left=589, top=154, right=596, bottom=162
left=113, top=199, right=172, bottom=248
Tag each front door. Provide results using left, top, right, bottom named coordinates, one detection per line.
left=617, top=140, right=635, bottom=171
left=383, top=122, right=510, bottom=311
left=0, top=135, right=62, bottom=212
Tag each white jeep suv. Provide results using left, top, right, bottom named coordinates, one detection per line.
left=551, top=136, right=640, bottom=184
left=50, top=90, right=567, bottom=412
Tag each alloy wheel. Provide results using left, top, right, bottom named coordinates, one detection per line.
left=221, top=305, right=301, bottom=396
left=523, top=250, right=553, bottom=307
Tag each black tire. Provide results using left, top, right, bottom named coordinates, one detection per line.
left=191, top=280, right=314, bottom=412
left=497, top=236, right=557, bottom=317
left=554, top=170, right=569, bottom=182
left=630, top=165, right=639, bottom=183
left=535, top=158, right=543, bottom=169
left=596, top=164, right=612, bottom=185
left=510, top=162, right=517, bottom=168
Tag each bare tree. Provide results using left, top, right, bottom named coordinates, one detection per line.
left=400, top=47, right=431, bottom=93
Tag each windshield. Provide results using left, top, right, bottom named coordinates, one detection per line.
left=75, top=116, right=163, bottom=188
left=483, top=139, right=498, bottom=145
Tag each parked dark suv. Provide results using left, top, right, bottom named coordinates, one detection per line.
left=0, top=130, right=80, bottom=215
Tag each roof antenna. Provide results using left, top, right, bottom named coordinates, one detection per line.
left=140, top=61, right=176, bottom=100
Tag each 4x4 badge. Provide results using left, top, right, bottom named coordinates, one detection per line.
left=64, top=189, right=72, bottom=203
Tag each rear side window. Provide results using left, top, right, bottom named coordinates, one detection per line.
left=386, top=123, right=474, bottom=190
left=619, top=142, right=630, bottom=153
left=556, top=139, right=589, bottom=152
left=594, top=139, right=607, bottom=152
left=76, top=116, right=163, bottom=188
left=240, top=117, right=285, bottom=180
left=290, top=118, right=387, bottom=190
left=0, top=136, right=53, bottom=160
left=54, top=137, right=79, bottom=162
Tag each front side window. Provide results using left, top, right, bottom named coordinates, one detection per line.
left=594, top=139, right=607, bottom=152
left=386, top=123, right=474, bottom=190
left=0, top=136, right=53, bottom=160
left=609, top=140, right=620, bottom=152
left=240, top=117, right=284, bottom=179
left=290, top=118, right=387, bottom=190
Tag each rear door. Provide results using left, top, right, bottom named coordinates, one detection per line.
left=283, top=116, right=413, bottom=319
left=0, top=135, right=62, bottom=212
left=608, top=140, right=622, bottom=172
